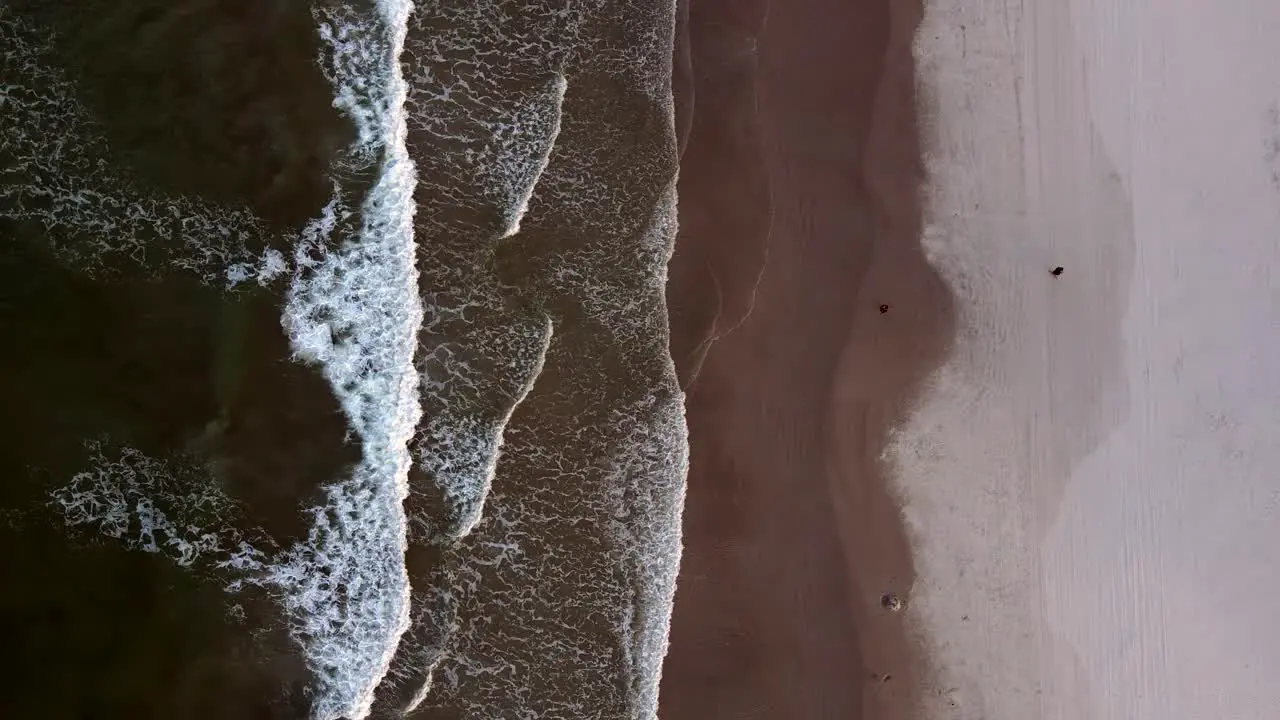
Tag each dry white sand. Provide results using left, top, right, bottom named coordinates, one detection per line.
left=901, top=0, right=1280, bottom=718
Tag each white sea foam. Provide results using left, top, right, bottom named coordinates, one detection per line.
left=50, top=442, right=269, bottom=571
left=376, top=0, right=689, bottom=714
left=400, top=3, right=577, bottom=545
left=400, top=115, right=686, bottom=720
left=601, top=389, right=689, bottom=716
left=30, top=0, right=423, bottom=715
left=497, top=73, right=567, bottom=239
left=0, top=11, right=282, bottom=288
left=263, top=0, right=421, bottom=717
left=6, top=4, right=418, bottom=713
left=420, top=315, right=554, bottom=543
left=22, top=0, right=691, bottom=715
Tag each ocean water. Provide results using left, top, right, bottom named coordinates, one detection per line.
left=0, top=1, right=686, bottom=718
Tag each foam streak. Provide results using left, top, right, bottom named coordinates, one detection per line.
left=269, top=1, right=421, bottom=717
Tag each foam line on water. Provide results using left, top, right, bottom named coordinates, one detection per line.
left=50, top=442, right=270, bottom=572
left=498, top=73, right=567, bottom=238
left=593, top=186, right=687, bottom=719
left=8, top=3, right=420, bottom=716
left=392, top=4, right=581, bottom=547
left=265, top=1, right=421, bottom=717
left=608, top=390, right=688, bottom=717
left=0, top=11, right=283, bottom=287
left=450, top=314, right=554, bottom=542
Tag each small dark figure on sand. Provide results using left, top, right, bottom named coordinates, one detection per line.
left=878, top=304, right=890, bottom=314
left=1050, top=266, right=1064, bottom=276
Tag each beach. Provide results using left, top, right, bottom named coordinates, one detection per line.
left=662, top=0, right=949, bottom=717
left=667, top=0, right=1280, bottom=718
left=890, top=0, right=1280, bottom=717
left=5, top=0, right=1278, bottom=716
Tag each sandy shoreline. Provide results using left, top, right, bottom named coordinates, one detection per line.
left=4, top=0, right=1276, bottom=714
left=662, top=0, right=945, bottom=717
left=893, top=0, right=1280, bottom=718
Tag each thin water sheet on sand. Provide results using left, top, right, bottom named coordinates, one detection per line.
left=661, top=0, right=950, bottom=719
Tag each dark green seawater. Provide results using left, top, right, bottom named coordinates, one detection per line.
left=2, top=2, right=356, bottom=715
left=1, top=0, right=687, bottom=717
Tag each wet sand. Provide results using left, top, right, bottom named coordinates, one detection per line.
left=663, top=0, right=952, bottom=717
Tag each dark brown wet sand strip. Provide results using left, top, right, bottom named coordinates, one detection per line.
left=663, top=0, right=953, bottom=718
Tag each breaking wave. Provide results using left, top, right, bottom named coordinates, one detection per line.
left=4, top=0, right=687, bottom=717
